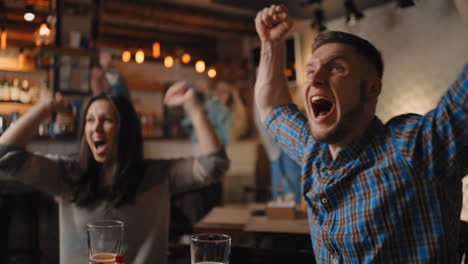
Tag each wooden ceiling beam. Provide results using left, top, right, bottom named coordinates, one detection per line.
left=101, top=1, right=256, bottom=36
left=1, top=29, right=37, bottom=48
left=99, top=22, right=217, bottom=46
left=3, top=18, right=38, bottom=33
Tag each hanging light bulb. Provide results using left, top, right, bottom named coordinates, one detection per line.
left=135, top=48, right=145, bottom=64
left=195, top=60, right=205, bottom=73
left=164, top=56, right=174, bottom=68
left=37, top=12, right=57, bottom=46
left=18, top=48, right=25, bottom=69
left=1, top=24, right=6, bottom=50
left=181, top=53, right=191, bottom=64
left=24, top=5, right=35, bottom=22
left=122, top=48, right=131, bottom=63
left=39, top=23, right=50, bottom=36
left=152, top=42, right=160, bottom=58
left=34, top=22, right=54, bottom=46
left=207, top=67, right=216, bottom=78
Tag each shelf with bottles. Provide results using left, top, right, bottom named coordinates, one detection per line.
left=0, top=70, right=48, bottom=114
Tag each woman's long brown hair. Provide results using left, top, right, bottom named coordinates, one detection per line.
left=70, top=93, right=144, bottom=208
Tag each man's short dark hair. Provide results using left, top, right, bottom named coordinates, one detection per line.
left=312, top=31, right=384, bottom=78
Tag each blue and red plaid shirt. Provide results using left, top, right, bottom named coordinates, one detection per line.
left=265, top=64, right=468, bottom=263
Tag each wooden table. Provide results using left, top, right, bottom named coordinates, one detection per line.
left=193, top=203, right=311, bottom=247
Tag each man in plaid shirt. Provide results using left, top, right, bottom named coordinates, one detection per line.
left=254, top=1, right=467, bottom=263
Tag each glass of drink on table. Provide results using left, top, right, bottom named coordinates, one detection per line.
left=87, top=220, right=124, bottom=263
left=190, top=233, right=231, bottom=264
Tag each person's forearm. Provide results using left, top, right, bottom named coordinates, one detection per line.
left=254, top=40, right=292, bottom=123
left=187, top=104, right=223, bottom=155
left=0, top=100, right=53, bottom=148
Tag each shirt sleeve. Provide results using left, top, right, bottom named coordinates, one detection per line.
left=264, top=104, right=309, bottom=165
left=0, top=144, right=74, bottom=196
left=396, top=64, right=468, bottom=182
left=168, top=148, right=230, bottom=195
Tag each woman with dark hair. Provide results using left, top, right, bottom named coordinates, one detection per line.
left=0, top=81, right=229, bottom=264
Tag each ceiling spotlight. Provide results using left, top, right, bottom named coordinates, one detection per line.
left=24, top=5, right=35, bottom=22
left=396, top=0, right=415, bottom=8
left=344, top=0, right=364, bottom=25
left=311, top=8, right=327, bottom=32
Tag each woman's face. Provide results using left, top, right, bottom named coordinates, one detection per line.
left=85, top=99, right=118, bottom=163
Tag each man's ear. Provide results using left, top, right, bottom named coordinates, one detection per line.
left=367, top=77, right=382, bottom=100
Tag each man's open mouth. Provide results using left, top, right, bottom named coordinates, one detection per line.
left=311, top=96, right=334, bottom=118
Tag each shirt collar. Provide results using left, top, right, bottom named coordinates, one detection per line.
left=321, top=117, right=384, bottom=165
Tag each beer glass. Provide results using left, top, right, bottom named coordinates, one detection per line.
left=87, top=220, right=124, bottom=264
left=190, top=233, right=231, bottom=264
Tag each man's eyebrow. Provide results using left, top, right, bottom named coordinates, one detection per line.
left=305, top=55, right=348, bottom=69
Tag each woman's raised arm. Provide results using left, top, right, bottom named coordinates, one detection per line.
left=0, top=93, right=71, bottom=148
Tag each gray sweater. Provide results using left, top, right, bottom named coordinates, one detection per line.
left=0, top=145, right=229, bottom=264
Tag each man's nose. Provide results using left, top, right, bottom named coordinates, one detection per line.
left=309, top=67, right=327, bottom=87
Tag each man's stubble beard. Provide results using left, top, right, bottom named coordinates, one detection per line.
left=310, top=81, right=366, bottom=144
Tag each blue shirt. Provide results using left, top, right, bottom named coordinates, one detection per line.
left=265, top=64, right=468, bottom=263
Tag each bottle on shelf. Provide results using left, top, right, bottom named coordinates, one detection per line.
left=2, top=77, right=10, bottom=102
left=10, top=78, right=21, bottom=102
left=20, top=79, right=32, bottom=104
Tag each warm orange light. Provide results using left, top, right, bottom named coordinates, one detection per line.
left=39, top=23, right=50, bottom=36
left=1, top=28, right=6, bottom=50
left=152, top=42, right=160, bottom=58
left=135, top=49, right=145, bottom=64
left=164, top=56, right=174, bottom=68
left=181, top=53, right=191, bottom=64
left=122, top=49, right=131, bottom=63
left=18, top=49, right=25, bottom=69
left=285, top=68, right=293, bottom=77
left=207, top=67, right=216, bottom=78
left=195, top=60, right=205, bottom=73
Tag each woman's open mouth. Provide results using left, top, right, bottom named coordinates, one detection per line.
left=94, top=140, right=108, bottom=155
left=311, top=96, right=334, bottom=119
